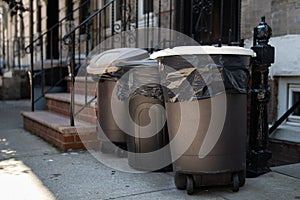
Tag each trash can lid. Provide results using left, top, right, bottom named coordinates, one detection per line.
left=87, top=48, right=149, bottom=75
left=150, top=46, right=255, bottom=59
left=115, top=59, right=158, bottom=69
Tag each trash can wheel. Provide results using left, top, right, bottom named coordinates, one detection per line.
left=186, top=175, right=194, bottom=195
left=174, top=172, right=186, bottom=190
left=238, top=171, right=246, bottom=187
left=232, top=174, right=240, bottom=192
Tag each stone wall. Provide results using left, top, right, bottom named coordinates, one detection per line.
left=242, top=0, right=300, bottom=126
left=241, top=0, right=300, bottom=39
left=0, top=70, right=30, bottom=100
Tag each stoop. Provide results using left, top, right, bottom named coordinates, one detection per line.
left=22, top=111, right=99, bottom=152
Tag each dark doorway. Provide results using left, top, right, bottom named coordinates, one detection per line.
left=46, top=0, right=59, bottom=59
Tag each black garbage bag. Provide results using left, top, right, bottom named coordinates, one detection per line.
left=115, top=60, right=164, bottom=102
left=159, top=55, right=251, bottom=103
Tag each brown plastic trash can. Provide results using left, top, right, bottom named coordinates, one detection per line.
left=116, top=60, right=171, bottom=171
left=151, top=46, right=254, bottom=194
left=87, top=48, right=149, bottom=153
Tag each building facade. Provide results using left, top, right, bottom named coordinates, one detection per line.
left=0, top=0, right=173, bottom=68
left=1, top=0, right=299, bottom=163
left=1, top=0, right=243, bottom=70
left=1, top=0, right=299, bottom=125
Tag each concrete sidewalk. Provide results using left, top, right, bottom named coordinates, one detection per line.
left=1, top=100, right=300, bottom=200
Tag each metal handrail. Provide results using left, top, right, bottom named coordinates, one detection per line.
left=269, top=100, right=300, bottom=134
left=33, top=77, right=66, bottom=104
left=25, top=0, right=91, bottom=53
left=74, top=96, right=97, bottom=117
left=28, top=0, right=92, bottom=112
left=63, top=0, right=115, bottom=126
left=63, top=0, right=115, bottom=43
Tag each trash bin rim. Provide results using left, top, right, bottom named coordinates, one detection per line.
left=87, top=48, right=149, bottom=75
left=150, top=45, right=255, bottom=59
left=115, top=59, right=158, bottom=69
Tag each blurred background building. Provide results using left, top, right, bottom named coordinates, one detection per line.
left=0, top=0, right=299, bottom=165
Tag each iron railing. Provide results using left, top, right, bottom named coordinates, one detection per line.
left=26, top=0, right=243, bottom=126
left=269, top=100, right=300, bottom=134
left=63, top=0, right=175, bottom=126
left=174, top=0, right=242, bottom=46
left=25, top=0, right=91, bottom=111
left=63, top=0, right=243, bottom=126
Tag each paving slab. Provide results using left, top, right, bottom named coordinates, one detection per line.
left=19, top=152, right=174, bottom=200
left=0, top=100, right=58, bottom=200
left=0, top=100, right=31, bottom=129
left=0, top=128, right=59, bottom=160
left=2, top=151, right=300, bottom=200
left=216, top=172, right=300, bottom=200
left=0, top=100, right=59, bottom=160
left=1, top=100, right=300, bottom=200
left=0, top=158, right=56, bottom=200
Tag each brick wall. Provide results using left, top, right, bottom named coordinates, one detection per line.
left=23, top=116, right=99, bottom=151
left=269, top=139, right=300, bottom=166
left=268, top=78, right=279, bottom=124
left=46, top=98, right=98, bottom=124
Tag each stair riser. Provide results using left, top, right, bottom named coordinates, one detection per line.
left=67, top=80, right=97, bottom=96
left=46, top=98, right=98, bottom=124
left=23, top=117, right=99, bottom=151
left=269, top=139, right=300, bottom=166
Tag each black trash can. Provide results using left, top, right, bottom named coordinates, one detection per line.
left=87, top=48, right=149, bottom=153
left=116, top=60, right=172, bottom=171
left=151, top=46, right=254, bottom=194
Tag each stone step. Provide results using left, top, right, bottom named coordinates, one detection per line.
left=45, top=93, right=98, bottom=124
left=22, top=111, right=99, bottom=151
left=269, top=124, right=300, bottom=166
left=66, top=76, right=97, bottom=96
left=270, top=124, right=300, bottom=143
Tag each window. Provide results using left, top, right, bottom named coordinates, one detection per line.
left=79, top=0, right=90, bottom=22
left=36, top=1, right=42, bottom=33
left=115, top=0, right=122, bottom=21
left=102, top=0, right=122, bottom=31
left=79, top=0, right=91, bottom=34
left=136, top=0, right=156, bottom=27
left=103, top=0, right=156, bottom=33
left=65, top=0, right=73, bottom=20
left=138, top=0, right=154, bottom=16
left=288, top=84, right=300, bottom=124
left=143, top=0, right=153, bottom=14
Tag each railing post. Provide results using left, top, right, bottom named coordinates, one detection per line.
left=85, top=24, right=89, bottom=104
left=218, top=0, right=224, bottom=47
left=247, top=16, right=275, bottom=178
left=68, top=33, right=76, bottom=126
left=29, top=0, right=34, bottom=112
left=111, top=0, right=115, bottom=49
